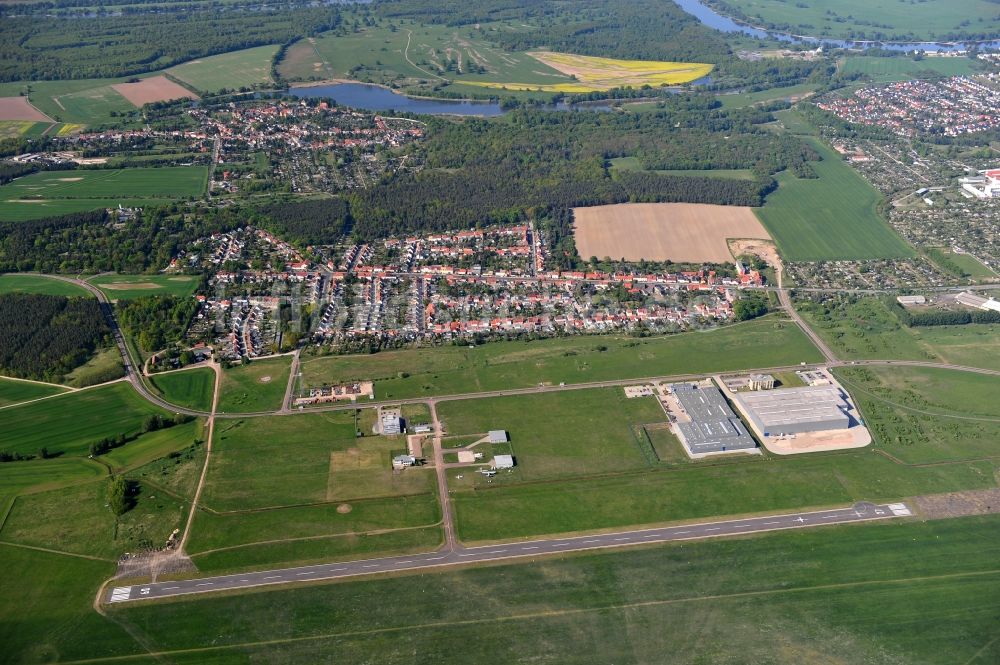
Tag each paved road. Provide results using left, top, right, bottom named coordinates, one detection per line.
left=106, top=501, right=911, bottom=603
left=778, top=288, right=838, bottom=363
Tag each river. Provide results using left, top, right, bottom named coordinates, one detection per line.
left=672, top=0, right=1000, bottom=52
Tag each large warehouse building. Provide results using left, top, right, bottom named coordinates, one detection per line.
left=734, top=386, right=852, bottom=436
left=668, top=383, right=756, bottom=455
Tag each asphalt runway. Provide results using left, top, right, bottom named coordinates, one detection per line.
left=107, top=501, right=912, bottom=604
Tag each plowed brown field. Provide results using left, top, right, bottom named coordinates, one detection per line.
left=573, top=202, right=771, bottom=263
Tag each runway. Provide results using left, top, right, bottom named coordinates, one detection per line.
left=106, top=501, right=912, bottom=604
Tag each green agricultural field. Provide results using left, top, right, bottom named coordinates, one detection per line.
left=756, top=138, right=913, bottom=261
left=717, top=82, right=818, bottom=109
left=0, top=78, right=139, bottom=127
left=0, top=167, right=207, bottom=222
left=716, top=0, right=998, bottom=41
left=300, top=317, right=822, bottom=400
left=0, top=120, right=49, bottom=138
left=451, top=443, right=993, bottom=542
left=840, top=56, right=979, bottom=83
left=836, top=365, right=1000, bottom=465
left=794, top=293, right=1000, bottom=370
left=166, top=44, right=279, bottom=92
left=1, top=167, right=206, bottom=200
left=0, top=273, right=93, bottom=297
left=608, top=156, right=755, bottom=179
left=149, top=367, right=215, bottom=412
left=1, top=382, right=173, bottom=457
left=0, top=376, right=68, bottom=407
left=216, top=356, right=292, bottom=413
left=438, top=388, right=668, bottom=483
left=0, top=197, right=158, bottom=222
left=89, top=273, right=200, bottom=300
left=38, top=516, right=986, bottom=663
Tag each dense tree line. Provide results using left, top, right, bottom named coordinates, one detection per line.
left=0, top=7, right=341, bottom=81
left=0, top=206, right=239, bottom=273
left=117, top=295, right=198, bottom=353
left=892, top=301, right=1000, bottom=327
left=0, top=293, right=110, bottom=381
left=258, top=198, right=353, bottom=245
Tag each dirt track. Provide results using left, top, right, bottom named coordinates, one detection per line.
left=573, top=202, right=771, bottom=263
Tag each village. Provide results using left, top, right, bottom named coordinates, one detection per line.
left=193, top=99, right=424, bottom=194
left=167, top=222, right=765, bottom=360
left=817, top=74, right=1000, bottom=137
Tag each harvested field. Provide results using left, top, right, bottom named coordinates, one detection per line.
left=573, top=202, right=771, bottom=263
left=110, top=76, right=197, bottom=106
left=0, top=96, right=51, bottom=122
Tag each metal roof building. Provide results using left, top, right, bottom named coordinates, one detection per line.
left=735, top=386, right=851, bottom=436
left=669, top=383, right=756, bottom=454
left=488, top=430, right=508, bottom=443
left=493, top=454, right=515, bottom=469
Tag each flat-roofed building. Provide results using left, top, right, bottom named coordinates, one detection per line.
left=668, top=383, right=756, bottom=455
left=488, top=430, right=508, bottom=443
left=735, top=386, right=851, bottom=436
left=749, top=373, right=775, bottom=391
left=493, top=454, right=515, bottom=469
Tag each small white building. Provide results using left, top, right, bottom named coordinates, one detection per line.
left=392, top=454, right=417, bottom=469
left=493, top=454, right=515, bottom=469
left=896, top=295, right=926, bottom=307
left=412, top=423, right=432, bottom=434
left=488, top=430, right=508, bottom=443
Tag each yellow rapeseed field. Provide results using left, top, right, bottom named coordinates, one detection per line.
left=464, top=51, right=713, bottom=93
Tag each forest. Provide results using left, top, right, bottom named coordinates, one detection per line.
left=117, top=295, right=199, bottom=353
left=0, top=207, right=239, bottom=273
left=0, top=293, right=110, bottom=382
left=0, top=6, right=341, bottom=81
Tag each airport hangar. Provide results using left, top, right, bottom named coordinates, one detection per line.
left=733, top=386, right=852, bottom=436
left=669, top=383, right=756, bottom=455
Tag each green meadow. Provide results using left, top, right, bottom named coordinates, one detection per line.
left=300, top=317, right=822, bottom=400
left=795, top=294, right=1000, bottom=371
left=841, top=56, right=979, bottom=83
left=718, top=0, right=997, bottom=41
left=2, top=515, right=990, bottom=663
left=836, top=365, right=1000, bottom=465
left=216, top=356, right=292, bottom=413
left=149, top=367, right=216, bottom=412
left=90, top=273, right=201, bottom=300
